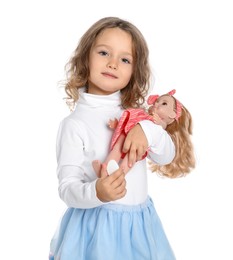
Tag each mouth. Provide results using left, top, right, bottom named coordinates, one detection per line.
left=101, top=72, right=118, bottom=79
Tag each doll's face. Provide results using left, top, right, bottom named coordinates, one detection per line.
left=149, top=95, right=177, bottom=125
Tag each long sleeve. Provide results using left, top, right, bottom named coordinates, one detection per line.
left=139, top=120, right=175, bottom=165
left=56, top=118, right=105, bottom=209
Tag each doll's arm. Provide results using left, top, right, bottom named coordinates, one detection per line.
left=108, top=118, right=119, bottom=129
left=151, top=113, right=167, bottom=129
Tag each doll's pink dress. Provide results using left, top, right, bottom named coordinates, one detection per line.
left=110, top=108, right=154, bottom=158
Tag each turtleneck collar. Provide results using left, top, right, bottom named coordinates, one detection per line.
left=77, top=87, right=122, bottom=108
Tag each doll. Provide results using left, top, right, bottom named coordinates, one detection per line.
left=92, top=89, right=195, bottom=178
left=147, top=89, right=195, bottom=178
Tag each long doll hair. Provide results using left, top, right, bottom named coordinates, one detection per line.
left=149, top=97, right=195, bottom=178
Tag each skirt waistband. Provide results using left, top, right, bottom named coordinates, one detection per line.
left=99, top=196, right=153, bottom=212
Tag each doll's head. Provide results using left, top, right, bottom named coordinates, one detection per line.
left=64, top=17, right=151, bottom=109
left=147, top=89, right=182, bottom=127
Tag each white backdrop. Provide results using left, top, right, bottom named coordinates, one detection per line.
left=0, top=0, right=232, bottom=259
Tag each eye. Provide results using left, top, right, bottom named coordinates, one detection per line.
left=98, top=51, right=108, bottom=56
left=121, top=58, right=131, bottom=64
left=162, top=102, right=168, bottom=106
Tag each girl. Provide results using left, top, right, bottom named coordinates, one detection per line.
left=92, top=89, right=195, bottom=177
left=49, top=17, right=176, bottom=260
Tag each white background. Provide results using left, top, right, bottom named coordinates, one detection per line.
left=0, top=0, right=232, bottom=259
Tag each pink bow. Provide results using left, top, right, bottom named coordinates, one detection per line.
left=147, top=94, right=159, bottom=105
left=168, top=89, right=182, bottom=120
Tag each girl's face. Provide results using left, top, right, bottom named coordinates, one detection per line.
left=88, top=28, right=134, bottom=95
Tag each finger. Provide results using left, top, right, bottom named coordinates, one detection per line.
left=113, top=175, right=126, bottom=190
left=116, top=187, right=127, bottom=199
left=122, top=138, right=131, bottom=154
left=108, top=167, right=122, bottom=179
left=100, top=163, right=108, bottom=178
left=127, top=146, right=136, bottom=168
left=117, top=178, right=126, bottom=192
left=109, top=171, right=125, bottom=189
left=136, top=146, right=147, bottom=161
left=111, top=177, right=127, bottom=199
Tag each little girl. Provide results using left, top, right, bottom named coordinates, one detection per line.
left=49, top=17, right=177, bottom=260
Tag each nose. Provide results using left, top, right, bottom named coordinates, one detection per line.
left=107, top=59, right=118, bottom=70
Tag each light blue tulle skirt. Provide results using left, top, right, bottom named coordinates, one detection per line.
left=49, top=197, right=176, bottom=260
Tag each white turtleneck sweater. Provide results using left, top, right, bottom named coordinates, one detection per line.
left=56, top=89, right=175, bottom=208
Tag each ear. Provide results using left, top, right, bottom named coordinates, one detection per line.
left=169, top=111, right=176, bottom=119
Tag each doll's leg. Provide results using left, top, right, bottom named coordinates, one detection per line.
left=118, top=154, right=131, bottom=174
left=107, top=134, right=134, bottom=174
left=92, top=134, right=125, bottom=176
left=105, top=134, right=125, bottom=164
left=92, top=155, right=131, bottom=176
left=101, top=134, right=131, bottom=174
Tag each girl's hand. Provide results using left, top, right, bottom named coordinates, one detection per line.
left=122, top=124, right=148, bottom=168
left=96, top=163, right=127, bottom=202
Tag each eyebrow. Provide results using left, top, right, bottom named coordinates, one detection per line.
left=94, top=44, right=133, bottom=57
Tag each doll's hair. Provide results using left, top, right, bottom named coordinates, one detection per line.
left=64, top=17, right=150, bottom=109
left=149, top=97, right=195, bottom=178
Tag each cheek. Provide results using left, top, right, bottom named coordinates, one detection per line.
left=124, top=68, right=133, bottom=82
left=89, top=59, right=99, bottom=77
left=159, top=109, right=169, bottom=119
left=89, top=53, right=100, bottom=69
left=125, top=74, right=132, bottom=84
left=120, top=74, right=131, bottom=87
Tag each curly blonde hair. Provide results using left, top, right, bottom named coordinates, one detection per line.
left=149, top=98, right=195, bottom=178
left=64, top=17, right=151, bottom=109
